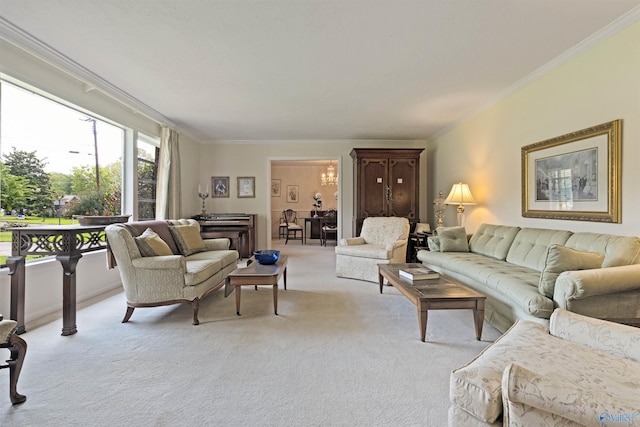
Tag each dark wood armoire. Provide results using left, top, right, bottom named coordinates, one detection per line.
left=350, top=148, right=423, bottom=236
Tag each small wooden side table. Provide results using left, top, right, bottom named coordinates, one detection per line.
left=225, top=255, right=288, bottom=315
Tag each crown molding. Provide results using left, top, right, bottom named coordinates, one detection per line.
left=430, top=5, right=640, bottom=141
left=0, top=16, right=177, bottom=130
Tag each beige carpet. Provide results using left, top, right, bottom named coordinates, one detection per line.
left=0, top=239, right=501, bottom=426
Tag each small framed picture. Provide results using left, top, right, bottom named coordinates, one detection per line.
left=271, top=179, right=281, bottom=197
left=211, top=176, right=229, bottom=198
left=286, top=185, right=299, bottom=203
left=237, top=176, right=255, bottom=198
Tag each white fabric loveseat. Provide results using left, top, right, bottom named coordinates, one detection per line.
left=106, top=219, right=239, bottom=325
left=335, top=216, right=410, bottom=283
left=449, top=308, right=640, bottom=426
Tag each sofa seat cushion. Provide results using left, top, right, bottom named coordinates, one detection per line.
left=417, top=251, right=553, bottom=318
left=335, top=243, right=391, bottom=260
left=186, top=249, right=238, bottom=266
left=451, top=320, right=640, bottom=424
left=184, top=259, right=222, bottom=286
left=184, top=250, right=238, bottom=286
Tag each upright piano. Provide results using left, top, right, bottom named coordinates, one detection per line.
left=193, top=213, right=257, bottom=259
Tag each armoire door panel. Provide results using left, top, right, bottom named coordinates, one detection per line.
left=361, top=158, right=387, bottom=217
left=389, top=158, right=418, bottom=219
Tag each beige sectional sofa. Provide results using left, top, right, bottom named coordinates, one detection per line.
left=416, top=223, right=640, bottom=332
left=449, top=308, right=640, bottom=426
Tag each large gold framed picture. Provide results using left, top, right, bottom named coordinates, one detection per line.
left=521, top=119, right=621, bottom=223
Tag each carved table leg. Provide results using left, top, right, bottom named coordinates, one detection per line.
left=6, top=256, right=26, bottom=335
left=7, top=333, right=27, bottom=404
left=57, top=254, right=82, bottom=336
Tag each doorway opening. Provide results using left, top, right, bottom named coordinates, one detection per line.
left=267, top=158, right=341, bottom=248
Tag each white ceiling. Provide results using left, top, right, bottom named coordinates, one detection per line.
left=1, top=1, right=639, bottom=142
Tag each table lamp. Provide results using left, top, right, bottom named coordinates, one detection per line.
left=445, top=182, right=476, bottom=226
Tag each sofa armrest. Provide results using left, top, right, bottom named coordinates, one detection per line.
left=502, top=363, right=638, bottom=427
left=555, top=264, right=640, bottom=299
left=340, top=237, right=366, bottom=246
left=132, top=255, right=185, bottom=271
left=203, top=238, right=231, bottom=251
left=549, top=308, right=640, bottom=363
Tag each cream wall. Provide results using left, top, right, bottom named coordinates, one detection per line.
left=196, top=140, right=428, bottom=249
left=428, top=21, right=640, bottom=237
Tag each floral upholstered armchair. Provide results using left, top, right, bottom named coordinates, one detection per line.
left=335, top=216, right=410, bottom=282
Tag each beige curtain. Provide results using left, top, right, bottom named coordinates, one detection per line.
left=156, top=127, right=181, bottom=219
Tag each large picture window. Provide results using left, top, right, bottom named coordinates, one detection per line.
left=137, top=135, right=160, bottom=220
left=0, top=79, right=146, bottom=266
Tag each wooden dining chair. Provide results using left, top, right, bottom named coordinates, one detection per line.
left=282, top=209, right=303, bottom=244
left=321, top=209, right=338, bottom=246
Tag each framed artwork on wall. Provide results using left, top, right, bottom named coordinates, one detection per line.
left=286, top=185, right=299, bottom=203
left=237, top=176, right=255, bottom=198
left=211, top=176, right=229, bottom=198
left=271, top=179, right=281, bottom=197
left=521, top=119, right=621, bottom=223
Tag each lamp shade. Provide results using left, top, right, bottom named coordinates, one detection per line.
left=445, top=182, right=476, bottom=205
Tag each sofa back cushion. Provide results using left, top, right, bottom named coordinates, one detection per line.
left=564, top=232, right=640, bottom=267
left=506, top=228, right=572, bottom=272
left=360, top=217, right=410, bottom=246
left=123, top=220, right=180, bottom=254
left=469, top=224, right=520, bottom=260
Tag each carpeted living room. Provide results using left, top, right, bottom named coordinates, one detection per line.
left=1, top=239, right=504, bottom=426
left=2, top=2, right=640, bottom=427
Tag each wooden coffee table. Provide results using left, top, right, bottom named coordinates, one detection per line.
left=378, top=263, right=486, bottom=342
left=225, top=255, right=288, bottom=315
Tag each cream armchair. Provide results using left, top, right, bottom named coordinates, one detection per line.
left=335, top=217, right=410, bottom=282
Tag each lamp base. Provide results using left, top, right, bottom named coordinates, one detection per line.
left=456, top=205, right=466, bottom=227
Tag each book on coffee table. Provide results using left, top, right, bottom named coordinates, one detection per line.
left=399, top=267, right=439, bottom=281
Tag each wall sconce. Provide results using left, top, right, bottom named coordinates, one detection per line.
left=445, top=182, right=476, bottom=226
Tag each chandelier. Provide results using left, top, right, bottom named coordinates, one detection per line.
left=321, top=162, right=338, bottom=186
